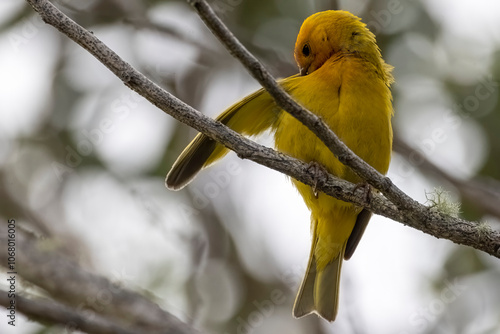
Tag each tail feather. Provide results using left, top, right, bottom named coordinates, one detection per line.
left=293, top=238, right=346, bottom=322
left=314, top=253, right=343, bottom=321
left=293, top=255, right=317, bottom=318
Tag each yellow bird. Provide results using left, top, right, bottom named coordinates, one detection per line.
left=166, top=10, right=393, bottom=322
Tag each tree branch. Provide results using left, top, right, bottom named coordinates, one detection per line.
left=0, top=290, right=138, bottom=334
left=0, top=228, right=201, bottom=334
left=181, top=0, right=500, bottom=256
left=185, top=0, right=413, bottom=208
left=181, top=1, right=500, bottom=256
left=24, top=0, right=499, bottom=265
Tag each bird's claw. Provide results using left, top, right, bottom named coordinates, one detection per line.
left=353, top=182, right=373, bottom=205
left=307, top=161, right=329, bottom=198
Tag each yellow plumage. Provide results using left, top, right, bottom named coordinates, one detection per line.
left=166, top=10, right=393, bottom=322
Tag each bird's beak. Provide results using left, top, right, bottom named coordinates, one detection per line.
left=300, top=66, right=308, bottom=76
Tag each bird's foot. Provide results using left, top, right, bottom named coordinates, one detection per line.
left=306, top=161, right=329, bottom=198
left=352, top=182, right=373, bottom=205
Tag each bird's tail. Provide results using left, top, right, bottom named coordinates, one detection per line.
left=293, top=227, right=346, bottom=322
left=166, top=87, right=279, bottom=190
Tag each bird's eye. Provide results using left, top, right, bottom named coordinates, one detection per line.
left=302, top=44, right=310, bottom=57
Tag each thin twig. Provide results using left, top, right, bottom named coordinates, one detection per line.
left=24, top=0, right=500, bottom=261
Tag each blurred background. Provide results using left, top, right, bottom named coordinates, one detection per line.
left=1, top=0, right=500, bottom=333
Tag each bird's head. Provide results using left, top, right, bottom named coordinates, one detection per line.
left=294, top=10, right=380, bottom=76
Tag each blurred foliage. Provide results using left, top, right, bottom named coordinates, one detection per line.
left=1, top=0, right=500, bottom=333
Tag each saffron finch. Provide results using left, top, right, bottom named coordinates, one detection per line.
left=166, top=10, right=393, bottom=322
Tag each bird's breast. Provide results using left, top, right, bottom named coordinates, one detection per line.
left=274, top=55, right=393, bottom=182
